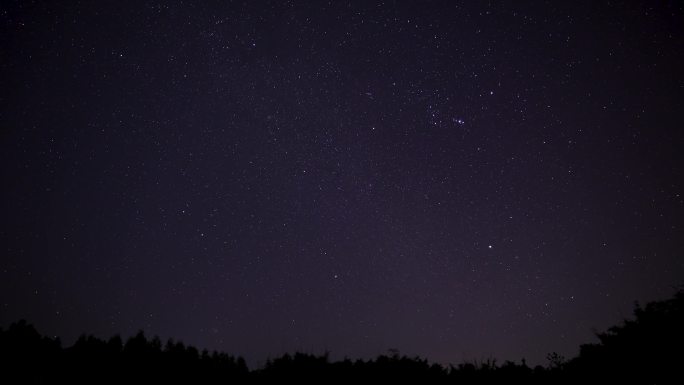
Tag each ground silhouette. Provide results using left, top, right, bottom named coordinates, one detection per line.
left=2, top=287, right=683, bottom=383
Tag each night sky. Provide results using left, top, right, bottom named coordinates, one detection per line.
left=2, top=0, right=683, bottom=367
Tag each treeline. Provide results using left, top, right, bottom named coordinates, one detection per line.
left=2, top=287, right=682, bottom=383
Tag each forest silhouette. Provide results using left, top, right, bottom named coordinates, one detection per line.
left=2, top=287, right=682, bottom=384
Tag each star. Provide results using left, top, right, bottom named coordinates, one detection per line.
left=2, top=0, right=680, bottom=371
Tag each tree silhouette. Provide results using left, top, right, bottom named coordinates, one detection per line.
left=567, top=286, right=684, bottom=383
left=1, top=286, right=683, bottom=383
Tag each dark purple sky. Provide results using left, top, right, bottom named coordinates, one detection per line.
left=2, top=0, right=683, bottom=367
